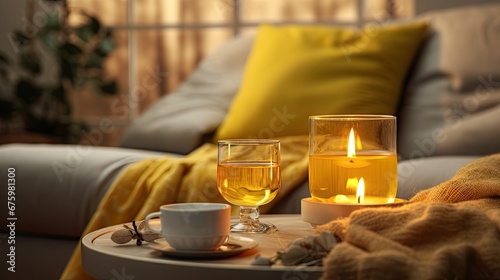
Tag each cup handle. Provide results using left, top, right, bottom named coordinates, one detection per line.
left=144, top=211, right=162, bottom=234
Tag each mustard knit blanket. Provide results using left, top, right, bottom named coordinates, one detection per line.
left=318, top=154, right=500, bottom=280
left=61, top=135, right=310, bottom=279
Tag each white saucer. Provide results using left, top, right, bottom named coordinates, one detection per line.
left=149, top=236, right=258, bottom=259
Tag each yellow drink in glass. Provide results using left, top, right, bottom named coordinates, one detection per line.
left=217, top=139, right=281, bottom=233
left=217, top=162, right=281, bottom=207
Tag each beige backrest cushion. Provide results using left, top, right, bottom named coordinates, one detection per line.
left=120, top=34, right=254, bottom=154
left=398, top=2, right=500, bottom=160
left=435, top=4, right=500, bottom=92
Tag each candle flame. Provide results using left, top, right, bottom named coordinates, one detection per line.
left=348, top=128, right=356, bottom=158
left=356, top=178, right=365, bottom=204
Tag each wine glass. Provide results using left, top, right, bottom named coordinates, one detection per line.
left=217, top=139, right=281, bottom=233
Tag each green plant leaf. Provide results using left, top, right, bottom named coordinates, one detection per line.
left=61, top=42, right=82, bottom=57
left=11, top=30, right=30, bottom=46
left=0, top=52, right=10, bottom=64
left=75, top=13, right=102, bottom=42
left=39, top=32, right=59, bottom=50
left=76, top=25, right=93, bottom=42
left=51, top=86, right=66, bottom=102
left=85, top=51, right=103, bottom=69
left=104, top=29, right=114, bottom=40
left=43, top=11, right=61, bottom=30
left=99, top=80, right=118, bottom=95
left=60, top=57, right=75, bottom=85
left=51, top=86, right=72, bottom=115
left=74, top=76, right=88, bottom=88
left=1, top=5, right=117, bottom=142
left=15, top=79, right=43, bottom=104
left=89, top=15, right=101, bottom=34
left=98, top=37, right=116, bottom=56
left=0, top=52, right=10, bottom=82
left=0, top=99, right=15, bottom=120
left=19, top=51, right=41, bottom=75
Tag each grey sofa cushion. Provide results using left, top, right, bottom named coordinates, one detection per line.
left=397, top=156, right=478, bottom=199
left=0, top=144, right=169, bottom=237
left=398, top=2, right=500, bottom=160
left=120, top=34, right=254, bottom=154
left=434, top=4, right=500, bottom=92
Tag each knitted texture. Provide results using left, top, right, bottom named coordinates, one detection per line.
left=410, top=154, right=500, bottom=203
left=318, top=154, right=500, bottom=280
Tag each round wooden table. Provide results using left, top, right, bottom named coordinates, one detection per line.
left=82, top=215, right=323, bottom=280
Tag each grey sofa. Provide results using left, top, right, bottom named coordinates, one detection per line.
left=1, top=2, right=500, bottom=279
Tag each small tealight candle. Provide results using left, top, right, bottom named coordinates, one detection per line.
left=301, top=195, right=407, bottom=226
left=328, top=177, right=397, bottom=204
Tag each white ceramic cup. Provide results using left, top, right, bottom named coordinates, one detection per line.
left=145, top=203, right=231, bottom=251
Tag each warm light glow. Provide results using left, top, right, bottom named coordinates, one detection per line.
left=347, top=128, right=356, bottom=158
left=253, top=189, right=271, bottom=205
left=356, top=178, right=365, bottom=204
left=333, top=194, right=350, bottom=203
left=346, top=177, right=359, bottom=192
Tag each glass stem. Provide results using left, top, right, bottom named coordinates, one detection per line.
left=239, top=206, right=260, bottom=226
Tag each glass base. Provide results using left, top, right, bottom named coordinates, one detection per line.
left=232, top=206, right=278, bottom=233
left=230, top=221, right=277, bottom=233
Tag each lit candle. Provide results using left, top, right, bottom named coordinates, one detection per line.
left=326, top=128, right=395, bottom=205
left=303, top=115, right=407, bottom=225
left=310, top=123, right=397, bottom=204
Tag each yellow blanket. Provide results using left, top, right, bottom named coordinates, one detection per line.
left=61, top=135, right=310, bottom=279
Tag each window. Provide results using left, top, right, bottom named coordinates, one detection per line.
left=68, top=0, right=413, bottom=146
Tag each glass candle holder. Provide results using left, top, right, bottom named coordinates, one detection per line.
left=308, top=115, right=397, bottom=204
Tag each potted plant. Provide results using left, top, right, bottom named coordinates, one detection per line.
left=0, top=0, right=117, bottom=144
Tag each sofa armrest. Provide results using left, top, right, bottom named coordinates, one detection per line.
left=0, top=144, right=172, bottom=237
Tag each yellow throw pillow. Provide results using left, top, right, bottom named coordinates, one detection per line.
left=214, top=22, right=428, bottom=140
